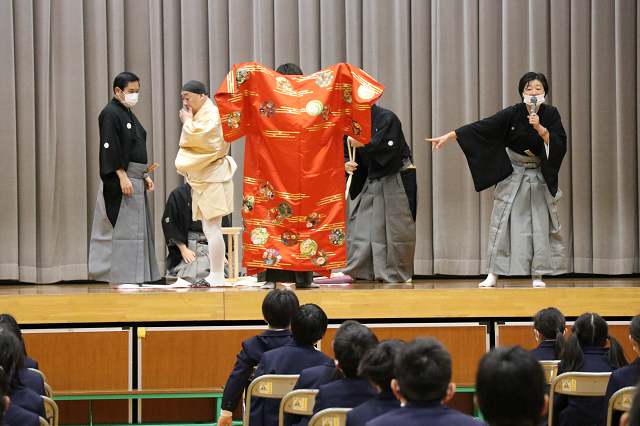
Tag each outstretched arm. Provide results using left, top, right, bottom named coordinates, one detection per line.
left=425, top=131, right=457, bottom=152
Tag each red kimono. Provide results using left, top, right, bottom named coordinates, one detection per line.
left=215, top=62, right=384, bottom=276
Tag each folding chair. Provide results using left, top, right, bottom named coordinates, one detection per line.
left=606, top=386, right=636, bottom=426
left=29, top=368, right=48, bottom=383
left=308, top=407, right=352, bottom=426
left=243, top=374, right=299, bottom=426
left=279, top=389, right=319, bottom=426
left=44, top=382, right=53, bottom=399
left=539, top=360, right=561, bottom=384
left=548, top=372, right=611, bottom=426
left=42, top=395, right=59, bottom=426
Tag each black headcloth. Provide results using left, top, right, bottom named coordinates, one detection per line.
left=181, top=80, right=208, bottom=95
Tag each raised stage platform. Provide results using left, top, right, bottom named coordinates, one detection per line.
left=1, top=276, right=638, bottom=324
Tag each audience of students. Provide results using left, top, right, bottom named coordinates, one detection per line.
left=249, top=303, right=332, bottom=426
left=476, top=345, right=548, bottom=426
left=345, top=339, right=405, bottom=426
left=367, top=337, right=484, bottom=426
left=217, top=289, right=299, bottom=426
left=531, top=307, right=566, bottom=361
left=0, top=328, right=45, bottom=419
left=604, top=313, right=640, bottom=426
left=553, top=313, right=628, bottom=426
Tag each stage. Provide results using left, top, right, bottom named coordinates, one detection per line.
left=1, top=276, right=638, bottom=324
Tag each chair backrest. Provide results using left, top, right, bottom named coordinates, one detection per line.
left=39, top=416, right=49, bottom=426
left=548, top=372, right=611, bottom=426
left=42, top=395, right=59, bottom=426
left=29, top=368, right=48, bottom=383
left=308, top=407, right=352, bottom=426
left=279, top=389, right=319, bottom=426
left=244, top=374, right=299, bottom=426
left=606, top=386, right=636, bottom=426
left=44, top=382, right=54, bottom=399
left=539, top=360, right=561, bottom=384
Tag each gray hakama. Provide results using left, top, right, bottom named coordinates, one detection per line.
left=487, top=149, right=566, bottom=276
left=89, top=162, right=161, bottom=283
left=344, top=172, right=416, bottom=282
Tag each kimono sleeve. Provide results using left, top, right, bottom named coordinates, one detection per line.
left=98, top=108, right=127, bottom=179
left=539, top=105, right=567, bottom=197
left=363, top=107, right=406, bottom=171
left=162, top=186, right=190, bottom=247
left=214, top=63, right=254, bottom=142
left=455, top=106, right=515, bottom=192
left=340, top=64, right=385, bottom=144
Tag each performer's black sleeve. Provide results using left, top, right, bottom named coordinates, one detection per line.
left=539, top=105, right=567, bottom=197
left=99, top=108, right=127, bottom=179
left=162, top=185, right=191, bottom=270
left=455, top=107, right=515, bottom=192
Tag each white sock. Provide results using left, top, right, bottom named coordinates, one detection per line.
left=479, top=273, right=498, bottom=287
left=202, top=216, right=226, bottom=286
left=532, top=275, right=545, bottom=287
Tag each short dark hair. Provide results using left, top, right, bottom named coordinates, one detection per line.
left=0, top=327, right=25, bottom=391
left=113, top=72, right=140, bottom=93
left=262, top=289, right=300, bottom=329
left=333, top=321, right=378, bottom=378
left=518, top=72, right=549, bottom=98
left=276, top=63, right=303, bottom=76
left=533, top=307, right=566, bottom=359
left=476, top=346, right=546, bottom=426
left=358, top=339, right=405, bottom=391
left=630, top=313, right=640, bottom=345
left=290, top=304, right=328, bottom=345
left=0, top=314, right=27, bottom=357
left=394, top=337, right=451, bottom=402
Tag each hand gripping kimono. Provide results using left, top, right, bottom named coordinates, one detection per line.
left=175, top=98, right=236, bottom=221
left=88, top=97, right=160, bottom=284
left=214, top=63, right=384, bottom=276
left=455, top=102, right=567, bottom=276
left=344, top=104, right=417, bottom=282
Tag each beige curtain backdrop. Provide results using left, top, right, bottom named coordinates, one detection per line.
left=0, top=0, right=637, bottom=283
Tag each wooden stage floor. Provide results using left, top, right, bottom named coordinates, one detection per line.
left=1, top=276, right=638, bottom=324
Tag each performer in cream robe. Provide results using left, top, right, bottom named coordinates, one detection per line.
left=175, top=80, right=236, bottom=287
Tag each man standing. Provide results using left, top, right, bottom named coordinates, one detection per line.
left=175, top=80, right=236, bottom=287
left=89, top=72, right=160, bottom=284
left=343, top=104, right=416, bottom=283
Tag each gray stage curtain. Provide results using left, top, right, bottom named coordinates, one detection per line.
left=0, top=0, right=637, bottom=283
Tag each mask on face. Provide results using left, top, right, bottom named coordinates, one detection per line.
left=118, top=90, right=139, bottom=108
left=522, top=93, right=545, bottom=106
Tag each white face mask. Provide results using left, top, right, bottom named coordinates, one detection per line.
left=522, top=93, right=545, bottom=106
left=119, top=91, right=139, bottom=108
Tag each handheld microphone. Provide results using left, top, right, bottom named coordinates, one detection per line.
left=530, top=96, right=537, bottom=114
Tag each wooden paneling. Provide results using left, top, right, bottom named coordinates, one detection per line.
left=319, top=324, right=487, bottom=386
left=496, top=322, right=637, bottom=362
left=23, top=329, right=130, bottom=424
left=139, top=327, right=267, bottom=422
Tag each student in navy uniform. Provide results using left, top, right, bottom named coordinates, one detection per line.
left=250, top=304, right=332, bottom=426
left=0, top=329, right=45, bottom=418
left=553, top=313, right=628, bottom=426
left=604, top=313, right=640, bottom=426
left=217, top=290, right=299, bottom=426
left=0, top=315, right=38, bottom=370
left=0, top=366, right=39, bottom=426
left=476, top=345, right=549, bottom=426
left=530, top=307, right=566, bottom=361
left=0, top=321, right=45, bottom=397
left=292, top=321, right=379, bottom=426
left=367, top=337, right=484, bottom=426
left=346, top=339, right=405, bottom=426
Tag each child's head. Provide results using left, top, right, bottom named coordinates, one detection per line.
left=290, top=304, right=328, bottom=346
left=629, top=313, right=640, bottom=350
left=393, top=337, right=452, bottom=402
left=0, top=314, right=27, bottom=357
left=0, top=327, right=24, bottom=391
left=563, top=312, right=628, bottom=372
left=533, top=307, right=566, bottom=359
left=476, top=346, right=547, bottom=426
left=332, top=320, right=378, bottom=378
left=358, top=339, right=405, bottom=391
left=262, top=289, right=300, bottom=329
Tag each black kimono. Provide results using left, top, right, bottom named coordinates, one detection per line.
left=342, top=104, right=416, bottom=283
left=455, top=103, right=568, bottom=276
